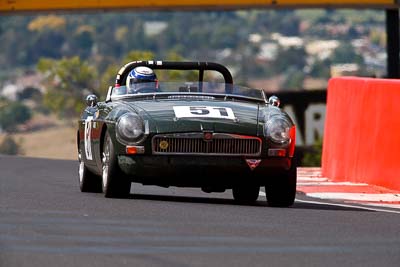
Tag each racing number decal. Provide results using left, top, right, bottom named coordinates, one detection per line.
left=173, top=106, right=235, bottom=120
left=84, top=116, right=93, bottom=160
left=212, top=107, right=229, bottom=117
left=189, top=106, right=210, bottom=115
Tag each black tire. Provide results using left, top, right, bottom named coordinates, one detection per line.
left=232, top=184, right=260, bottom=204
left=78, top=147, right=102, bottom=193
left=265, top=159, right=297, bottom=207
left=102, top=132, right=131, bottom=198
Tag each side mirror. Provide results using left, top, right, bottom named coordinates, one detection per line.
left=86, top=94, right=98, bottom=107
left=268, top=95, right=280, bottom=107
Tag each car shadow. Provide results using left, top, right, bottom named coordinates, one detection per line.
left=128, top=193, right=268, bottom=207
left=291, top=200, right=374, bottom=212
left=126, top=193, right=374, bottom=212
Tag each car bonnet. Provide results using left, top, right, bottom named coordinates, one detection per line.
left=122, top=99, right=262, bottom=136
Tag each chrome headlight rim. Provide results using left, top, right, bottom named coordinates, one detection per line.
left=116, top=113, right=146, bottom=145
left=266, top=116, right=292, bottom=145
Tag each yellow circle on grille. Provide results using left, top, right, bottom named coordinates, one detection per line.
left=159, top=140, right=169, bottom=150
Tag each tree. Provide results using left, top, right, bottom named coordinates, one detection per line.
left=0, top=135, right=21, bottom=155
left=27, top=15, right=66, bottom=62
left=331, top=43, right=363, bottom=64
left=301, top=138, right=323, bottom=167
left=17, top=87, right=42, bottom=101
left=28, top=15, right=66, bottom=32
left=282, top=67, right=306, bottom=90
left=123, top=50, right=155, bottom=62
left=275, top=47, right=307, bottom=73
left=100, top=50, right=199, bottom=90
left=159, top=51, right=198, bottom=81
left=37, top=56, right=98, bottom=118
left=71, top=25, right=95, bottom=59
left=0, top=101, right=32, bottom=132
left=309, top=59, right=332, bottom=79
left=100, top=63, right=120, bottom=99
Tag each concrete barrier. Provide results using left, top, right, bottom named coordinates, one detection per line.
left=322, top=77, right=400, bottom=191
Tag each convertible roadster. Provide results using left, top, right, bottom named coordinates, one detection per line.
left=77, top=61, right=296, bottom=206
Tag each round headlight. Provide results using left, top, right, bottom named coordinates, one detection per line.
left=116, top=113, right=144, bottom=144
left=266, top=117, right=291, bottom=144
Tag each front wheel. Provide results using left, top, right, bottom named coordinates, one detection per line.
left=232, top=184, right=260, bottom=204
left=265, top=159, right=297, bottom=207
left=102, top=132, right=131, bottom=198
left=78, top=147, right=102, bottom=193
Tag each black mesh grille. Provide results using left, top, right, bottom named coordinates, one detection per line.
left=153, top=135, right=261, bottom=156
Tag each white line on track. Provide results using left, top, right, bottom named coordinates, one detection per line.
left=294, top=199, right=400, bottom=215
left=258, top=191, right=400, bottom=214
left=297, top=182, right=370, bottom=186
left=296, top=178, right=327, bottom=182
left=306, top=192, right=400, bottom=202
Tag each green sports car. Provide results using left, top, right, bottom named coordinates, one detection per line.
left=77, top=61, right=296, bottom=206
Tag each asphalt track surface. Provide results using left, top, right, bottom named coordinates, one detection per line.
left=1, top=155, right=400, bottom=267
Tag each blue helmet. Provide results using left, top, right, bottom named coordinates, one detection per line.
left=126, top=66, right=157, bottom=93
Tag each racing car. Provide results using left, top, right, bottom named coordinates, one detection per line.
left=77, top=61, right=296, bottom=206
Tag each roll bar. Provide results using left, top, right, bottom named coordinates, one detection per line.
left=115, top=61, right=234, bottom=87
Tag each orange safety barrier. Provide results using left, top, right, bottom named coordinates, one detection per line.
left=322, top=77, right=400, bottom=191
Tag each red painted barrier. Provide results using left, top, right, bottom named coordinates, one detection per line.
left=322, top=77, right=400, bottom=191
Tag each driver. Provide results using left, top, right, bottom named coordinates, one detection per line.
left=126, top=66, right=158, bottom=93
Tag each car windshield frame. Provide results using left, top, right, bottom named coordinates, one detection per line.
left=110, top=82, right=267, bottom=103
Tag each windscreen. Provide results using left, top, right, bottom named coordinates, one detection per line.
left=111, top=82, right=265, bottom=101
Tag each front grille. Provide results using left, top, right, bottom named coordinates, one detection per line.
left=152, top=133, right=262, bottom=156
